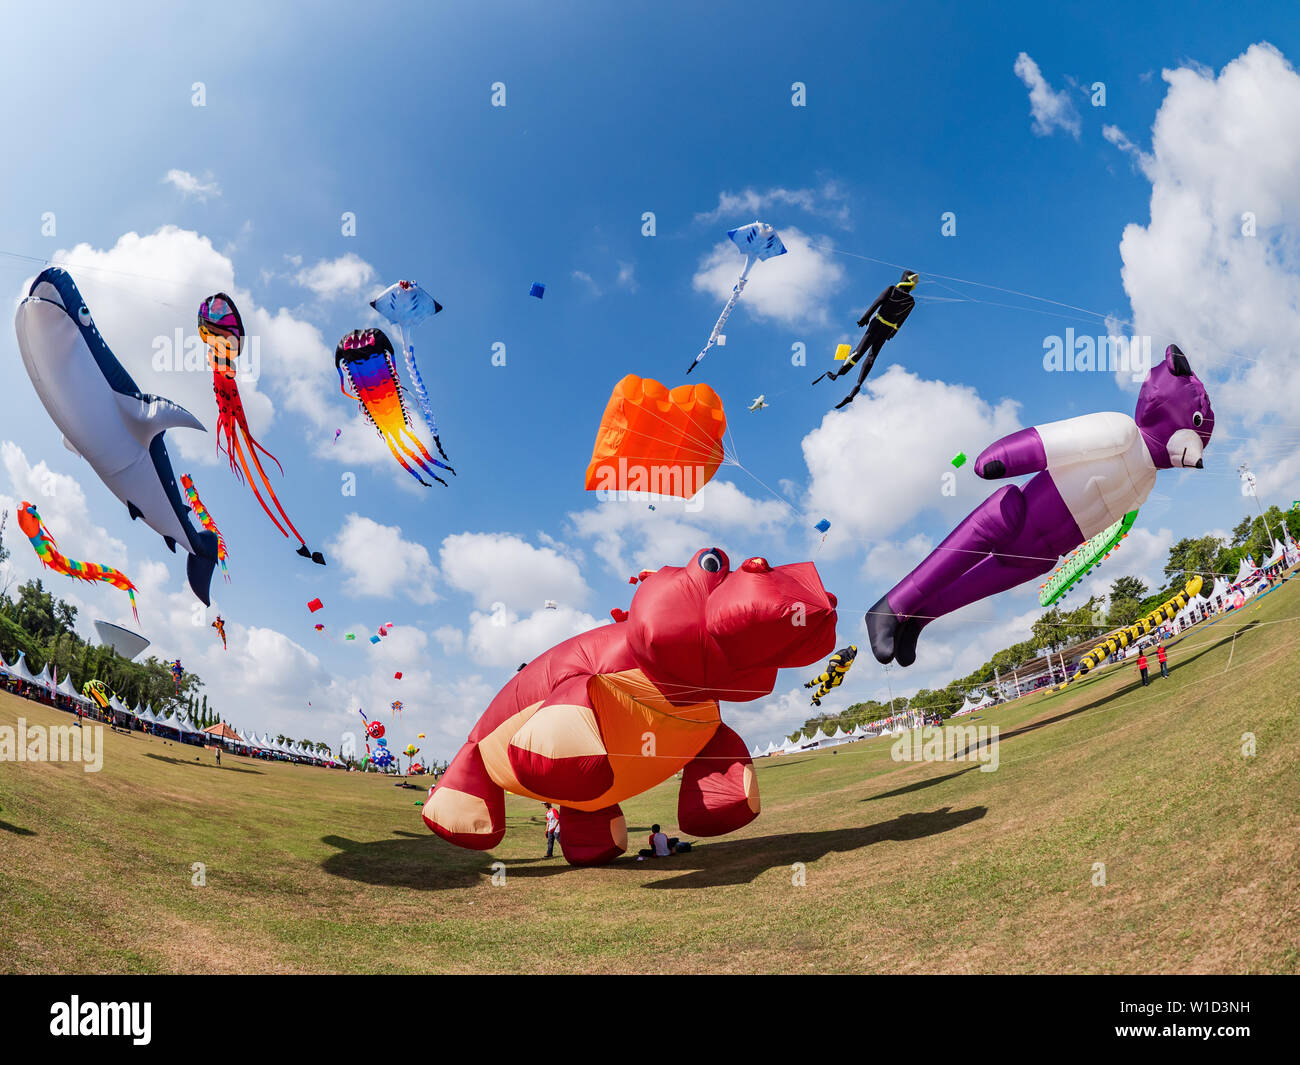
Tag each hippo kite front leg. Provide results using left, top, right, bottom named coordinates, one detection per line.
left=677, top=724, right=760, bottom=837
left=558, top=804, right=628, bottom=865
left=423, top=741, right=506, bottom=850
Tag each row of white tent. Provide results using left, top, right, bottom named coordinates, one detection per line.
left=0, top=651, right=337, bottom=766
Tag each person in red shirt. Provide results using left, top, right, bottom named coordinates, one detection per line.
left=1136, top=652, right=1149, bottom=687
left=543, top=803, right=560, bottom=858
left=1156, top=643, right=1169, bottom=679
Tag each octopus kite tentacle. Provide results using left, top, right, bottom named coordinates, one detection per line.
left=198, top=293, right=325, bottom=565
left=335, top=328, right=455, bottom=488
left=180, top=474, right=230, bottom=581
left=17, top=501, right=139, bottom=622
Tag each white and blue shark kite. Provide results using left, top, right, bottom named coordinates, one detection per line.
left=14, top=267, right=221, bottom=605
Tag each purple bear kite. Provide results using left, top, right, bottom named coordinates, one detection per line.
left=868, top=344, right=1215, bottom=666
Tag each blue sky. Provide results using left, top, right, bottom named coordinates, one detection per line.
left=3, top=2, right=1300, bottom=758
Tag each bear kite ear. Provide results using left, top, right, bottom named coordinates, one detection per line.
left=1166, top=344, right=1192, bottom=377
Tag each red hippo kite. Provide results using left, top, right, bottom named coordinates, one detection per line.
left=423, top=547, right=838, bottom=865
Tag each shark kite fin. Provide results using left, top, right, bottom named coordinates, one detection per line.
left=114, top=391, right=206, bottom=448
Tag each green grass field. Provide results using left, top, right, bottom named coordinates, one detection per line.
left=2, top=579, right=1297, bottom=974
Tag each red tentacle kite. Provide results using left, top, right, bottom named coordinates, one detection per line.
left=197, top=293, right=324, bottom=565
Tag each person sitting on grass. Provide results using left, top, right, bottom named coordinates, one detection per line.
left=638, top=824, right=691, bottom=858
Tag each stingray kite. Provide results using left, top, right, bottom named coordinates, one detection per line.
left=212, top=615, right=227, bottom=650
left=197, top=293, right=325, bottom=565
left=181, top=475, right=229, bottom=581
left=17, top=501, right=139, bottom=622
left=335, top=328, right=455, bottom=487
left=370, top=280, right=453, bottom=465
left=685, top=221, right=787, bottom=374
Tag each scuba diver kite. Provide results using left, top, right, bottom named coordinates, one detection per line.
left=212, top=615, right=227, bottom=650
left=814, top=270, right=919, bottom=408
left=370, top=280, right=454, bottom=466
left=197, top=293, right=325, bottom=565
left=868, top=346, right=1214, bottom=667
left=180, top=475, right=229, bottom=582
left=336, top=329, right=455, bottom=487
left=17, top=501, right=139, bottom=622
left=804, top=645, right=857, bottom=706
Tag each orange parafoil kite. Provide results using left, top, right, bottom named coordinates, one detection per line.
left=584, top=375, right=726, bottom=499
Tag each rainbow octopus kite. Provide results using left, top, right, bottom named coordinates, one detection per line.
left=197, top=293, right=325, bottom=565
left=335, top=328, right=455, bottom=488
left=17, top=501, right=139, bottom=622
left=181, top=474, right=230, bottom=581
left=212, top=615, right=227, bottom=650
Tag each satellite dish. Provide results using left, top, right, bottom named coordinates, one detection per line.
left=93, top=620, right=150, bottom=661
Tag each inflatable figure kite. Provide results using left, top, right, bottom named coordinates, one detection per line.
left=197, top=293, right=325, bottom=565
left=584, top=375, right=726, bottom=500
left=423, top=547, right=837, bottom=865
left=369, top=280, right=453, bottom=465
left=335, top=329, right=455, bottom=487
left=14, top=268, right=221, bottom=604
left=868, top=346, right=1214, bottom=666
left=17, top=501, right=139, bottom=622
left=686, top=221, right=787, bottom=374
left=170, top=659, right=184, bottom=693
left=180, top=475, right=229, bottom=581
left=212, top=615, right=227, bottom=650
left=804, top=644, right=857, bottom=707
left=82, top=678, right=112, bottom=710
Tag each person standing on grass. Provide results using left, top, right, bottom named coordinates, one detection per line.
left=1137, top=651, right=1150, bottom=687
left=1156, top=643, right=1169, bottom=679
left=543, top=802, right=560, bottom=858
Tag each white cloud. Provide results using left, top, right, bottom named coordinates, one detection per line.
left=1013, top=52, right=1081, bottom=138
left=162, top=169, right=221, bottom=201
left=1116, top=42, right=1300, bottom=498
left=328, top=513, right=438, bottom=604
left=439, top=531, right=590, bottom=612
left=1102, top=123, right=1143, bottom=162
left=696, top=183, right=851, bottom=228
left=567, top=479, right=790, bottom=578
left=294, top=253, right=376, bottom=301
left=465, top=604, right=605, bottom=668
left=801, top=365, right=1023, bottom=549
left=692, top=226, right=846, bottom=327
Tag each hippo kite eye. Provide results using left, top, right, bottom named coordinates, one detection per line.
left=1192, top=411, right=1204, bottom=428
left=698, top=549, right=724, bottom=574
left=77, top=305, right=92, bottom=327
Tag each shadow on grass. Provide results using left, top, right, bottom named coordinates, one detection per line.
left=515, top=805, right=989, bottom=889
left=318, top=806, right=987, bottom=890
left=320, top=833, right=485, bottom=889
left=862, top=765, right=982, bottom=801
left=0, top=819, right=36, bottom=836
left=144, top=753, right=263, bottom=775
